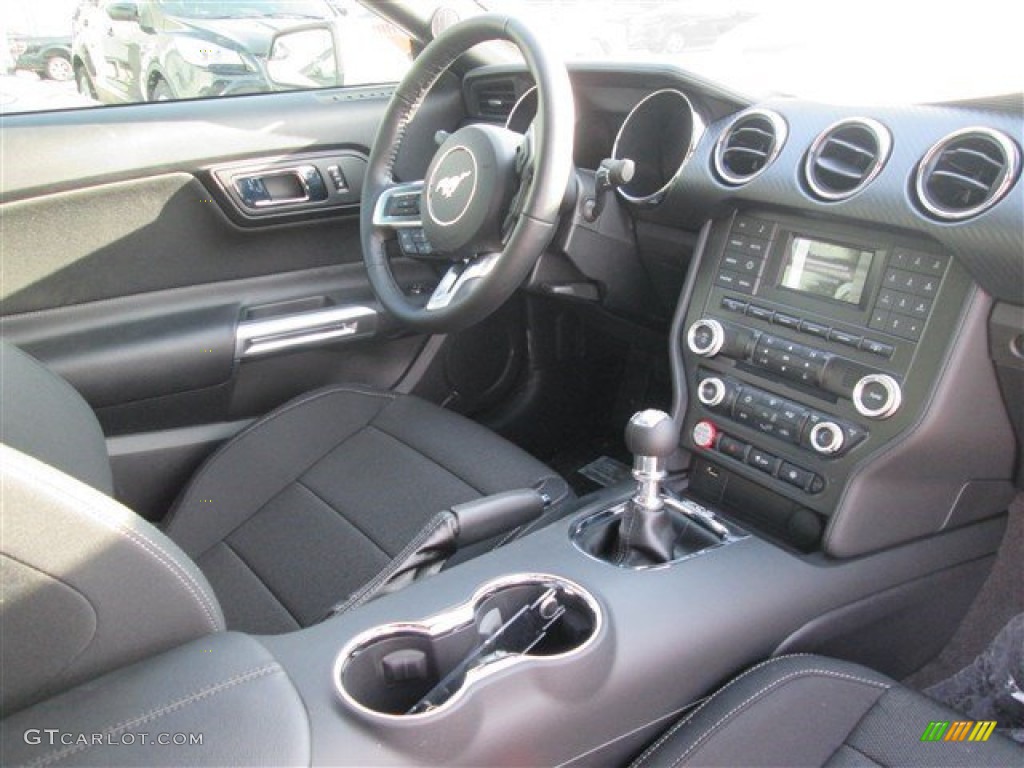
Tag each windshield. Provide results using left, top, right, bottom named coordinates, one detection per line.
left=418, top=0, right=1023, bottom=105
left=157, top=1, right=331, bottom=19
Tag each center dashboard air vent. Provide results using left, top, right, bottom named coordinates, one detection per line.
left=473, top=80, right=518, bottom=121
left=804, top=118, right=892, bottom=201
left=713, top=109, right=788, bottom=185
left=914, top=127, right=1021, bottom=221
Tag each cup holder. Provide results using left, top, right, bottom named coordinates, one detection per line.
left=334, top=574, right=601, bottom=720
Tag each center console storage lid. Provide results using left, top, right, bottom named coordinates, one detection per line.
left=2, top=632, right=309, bottom=767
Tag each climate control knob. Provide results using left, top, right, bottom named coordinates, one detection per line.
left=697, top=377, right=728, bottom=408
left=852, top=374, right=902, bottom=419
left=809, top=421, right=845, bottom=455
left=687, top=319, right=726, bottom=357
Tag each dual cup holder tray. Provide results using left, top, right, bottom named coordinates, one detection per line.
left=334, top=573, right=602, bottom=721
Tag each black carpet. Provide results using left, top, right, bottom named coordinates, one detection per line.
left=906, top=493, right=1023, bottom=690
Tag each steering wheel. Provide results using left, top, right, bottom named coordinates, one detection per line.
left=360, top=14, right=575, bottom=333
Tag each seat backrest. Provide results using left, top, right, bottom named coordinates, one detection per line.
left=0, top=341, right=112, bottom=494
left=0, top=344, right=224, bottom=716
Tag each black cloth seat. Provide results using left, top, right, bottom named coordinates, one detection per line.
left=162, top=385, right=569, bottom=633
left=0, top=342, right=568, bottom=637
left=633, top=654, right=1022, bottom=767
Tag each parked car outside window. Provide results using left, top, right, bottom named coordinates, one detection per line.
left=70, top=0, right=410, bottom=104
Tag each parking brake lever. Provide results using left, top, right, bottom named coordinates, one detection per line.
left=322, top=490, right=545, bottom=620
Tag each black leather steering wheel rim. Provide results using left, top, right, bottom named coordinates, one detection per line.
left=360, top=14, right=575, bottom=333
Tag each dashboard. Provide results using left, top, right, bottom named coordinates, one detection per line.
left=462, top=63, right=1023, bottom=558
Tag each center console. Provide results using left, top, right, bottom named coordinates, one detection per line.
left=674, top=211, right=1015, bottom=556
left=4, top=208, right=1017, bottom=768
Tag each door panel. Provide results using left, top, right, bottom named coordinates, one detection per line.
left=0, top=76, right=467, bottom=520
left=1, top=173, right=366, bottom=313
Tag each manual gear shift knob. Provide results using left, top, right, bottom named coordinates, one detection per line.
left=625, top=410, right=677, bottom=459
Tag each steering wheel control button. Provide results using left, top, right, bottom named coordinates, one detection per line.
left=692, top=420, right=718, bottom=449
left=397, top=228, right=434, bottom=256
left=385, top=192, right=420, bottom=217
left=810, top=421, right=845, bottom=455
left=853, top=374, right=903, bottom=419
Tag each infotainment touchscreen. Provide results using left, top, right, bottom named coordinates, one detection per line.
left=779, top=236, right=875, bottom=306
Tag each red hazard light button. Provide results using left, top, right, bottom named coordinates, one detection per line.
left=692, top=420, right=718, bottom=449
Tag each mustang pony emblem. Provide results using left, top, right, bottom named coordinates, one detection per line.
left=435, top=171, right=472, bottom=199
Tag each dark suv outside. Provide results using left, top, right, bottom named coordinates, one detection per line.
left=72, top=0, right=338, bottom=103
left=9, top=35, right=74, bottom=81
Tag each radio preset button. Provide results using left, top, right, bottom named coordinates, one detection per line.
left=907, top=297, right=932, bottom=317
left=893, top=248, right=948, bottom=277
left=829, top=329, right=862, bottom=348
left=747, top=304, right=774, bottom=322
left=887, top=314, right=924, bottom=341
left=890, top=292, right=914, bottom=315
left=773, top=313, right=801, bottom=330
left=861, top=339, right=895, bottom=358
left=800, top=320, right=830, bottom=339
left=913, top=277, right=939, bottom=297
left=869, top=310, right=890, bottom=331
left=875, top=290, right=897, bottom=311
left=720, top=296, right=748, bottom=313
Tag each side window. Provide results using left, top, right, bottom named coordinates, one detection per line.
left=1, top=0, right=414, bottom=114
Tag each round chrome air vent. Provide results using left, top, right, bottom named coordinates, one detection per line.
left=804, top=118, right=892, bottom=201
left=612, top=89, right=705, bottom=205
left=713, top=109, right=788, bottom=186
left=915, top=127, right=1021, bottom=221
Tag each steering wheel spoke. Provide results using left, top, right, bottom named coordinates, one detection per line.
left=426, top=254, right=500, bottom=311
left=502, top=128, right=537, bottom=241
left=372, top=180, right=424, bottom=229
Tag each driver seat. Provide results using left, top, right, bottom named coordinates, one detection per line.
left=0, top=341, right=568, bottom=711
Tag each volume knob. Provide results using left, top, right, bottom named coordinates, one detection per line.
left=852, top=374, right=902, bottom=419
left=687, top=319, right=725, bottom=357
